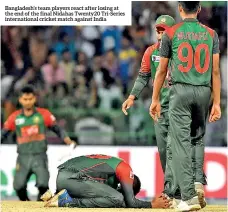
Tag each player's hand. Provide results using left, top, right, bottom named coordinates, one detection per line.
left=64, top=137, right=77, bottom=148
left=149, top=100, right=161, bottom=122
left=151, top=194, right=171, bottom=208
left=209, top=104, right=221, bottom=122
left=122, top=97, right=135, bottom=115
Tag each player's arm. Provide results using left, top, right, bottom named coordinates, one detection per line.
left=1, top=113, right=17, bottom=142
left=1, top=129, right=11, bottom=143
left=152, top=33, right=171, bottom=102
left=209, top=31, right=221, bottom=122
left=41, top=109, right=77, bottom=146
left=122, top=47, right=152, bottom=115
left=130, top=47, right=153, bottom=100
left=115, top=161, right=152, bottom=208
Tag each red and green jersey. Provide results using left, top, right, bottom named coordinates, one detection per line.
left=3, top=107, right=56, bottom=154
left=58, top=154, right=152, bottom=208
left=58, top=154, right=134, bottom=188
left=141, top=43, right=171, bottom=110
left=160, top=18, right=220, bottom=86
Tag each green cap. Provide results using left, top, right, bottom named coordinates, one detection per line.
left=155, top=15, right=176, bottom=30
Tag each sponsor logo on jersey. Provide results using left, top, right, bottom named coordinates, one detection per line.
left=15, top=118, right=25, bottom=125
left=33, top=116, right=40, bottom=124
left=21, top=125, right=39, bottom=137
left=152, top=55, right=160, bottom=62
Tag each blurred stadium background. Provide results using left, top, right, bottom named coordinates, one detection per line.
left=1, top=1, right=227, bottom=204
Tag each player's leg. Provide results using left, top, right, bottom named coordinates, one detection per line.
left=155, top=111, right=180, bottom=200
left=56, top=169, right=125, bottom=208
left=13, top=155, right=32, bottom=201
left=164, top=133, right=181, bottom=200
left=31, top=153, right=49, bottom=201
left=191, top=86, right=211, bottom=207
left=169, top=84, right=199, bottom=203
left=154, top=112, right=169, bottom=173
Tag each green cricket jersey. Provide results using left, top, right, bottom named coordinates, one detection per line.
left=3, top=108, right=56, bottom=154
left=160, top=18, right=220, bottom=86
left=58, top=154, right=124, bottom=188
left=130, top=42, right=170, bottom=111
left=58, top=154, right=152, bottom=208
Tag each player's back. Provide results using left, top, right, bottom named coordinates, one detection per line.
left=58, top=154, right=122, bottom=186
left=167, top=19, right=215, bottom=86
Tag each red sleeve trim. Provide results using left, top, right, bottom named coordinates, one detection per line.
left=139, top=44, right=157, bottom=74
left=36, top=107, right=56, bottom=127
left=166, top=22, right=184, bottom=40
left=3, top=110, right=22, bottom=131
left=199, top=23, right=215, bottom=38
left=116, top=161, right=134, bottom=184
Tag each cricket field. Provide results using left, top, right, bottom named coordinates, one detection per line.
left=1, top=201, right=227, bottom=212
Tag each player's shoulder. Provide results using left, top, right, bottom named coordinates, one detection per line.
left=165, top=22, right=185, bottom=39
left=36, top=107, right=52, bottom=115
left=145, top=43, right=160, bottom=54
left=198, top=22, right=215, bottom=38
left=8, top=109, right=22, bottom=119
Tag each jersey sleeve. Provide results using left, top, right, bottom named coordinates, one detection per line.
left=213, top=31, right=220, bottom=54
left=115, top=161, right=151, bottom=208
left=140, top=46, right=153, bottom=76
left=3, top=112, right=18, bottom=131
left=160, top=33, right=172, bottom=58
left=38, top=108, right=56, bottom=127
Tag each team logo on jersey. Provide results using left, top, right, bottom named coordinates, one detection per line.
left=152, top=55, right=160, bottom=62
left=15, top=118, right=25, bottom=125
left=33, top=116, right=40, bottom=124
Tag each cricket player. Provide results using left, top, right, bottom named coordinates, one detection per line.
left=122, top=15, right=180, bottom=199
left=41, top=154, right=170, bottom=208
left=150, top=2, right=221, bottom=211
left=1, top=85, right=77, bottom=201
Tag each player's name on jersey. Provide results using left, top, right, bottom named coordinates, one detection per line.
left=177, top=32, right=209, bottom=41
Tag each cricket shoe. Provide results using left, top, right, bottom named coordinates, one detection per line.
left=171, top=198, right=181, bottom=209
left=40, top=189, right=53, bottom=202
left=175, top=196, right=201, bottom=212
left=195, top=182, right=207, bottom=209
left=45, top=189, right=73, bottom=207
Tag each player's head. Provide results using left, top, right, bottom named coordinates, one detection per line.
left=19, top=85, right=36, bottom=110
left=178, top=1, right=201, bottom=18
left=62, top=48, right=71, bottom=62
left=117, top=174, right=141, bottom=196
left=133, top=174, right=141, bottom=195
left=155, top=15, right=176, bottom=41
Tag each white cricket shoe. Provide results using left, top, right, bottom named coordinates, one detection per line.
left=175, top=196, right=201, bottom=212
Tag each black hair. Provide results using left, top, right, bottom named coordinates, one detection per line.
left=133, top=175, right=141, bottom=196
left=48, top=49, right=56, bottom=57
left=20, top=85, right=36, bottom=96
left=178, top=1, right=200, bottom=14
left=61, top=48, right=70, bottom=55
left=59, top=32, right=68, bottom=41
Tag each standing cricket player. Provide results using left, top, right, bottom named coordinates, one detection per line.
left=150, top=2, right=221, bottom=211
left=1, top=85, right=77, bottom=201
left=122, top=16, right=180, bottom=200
